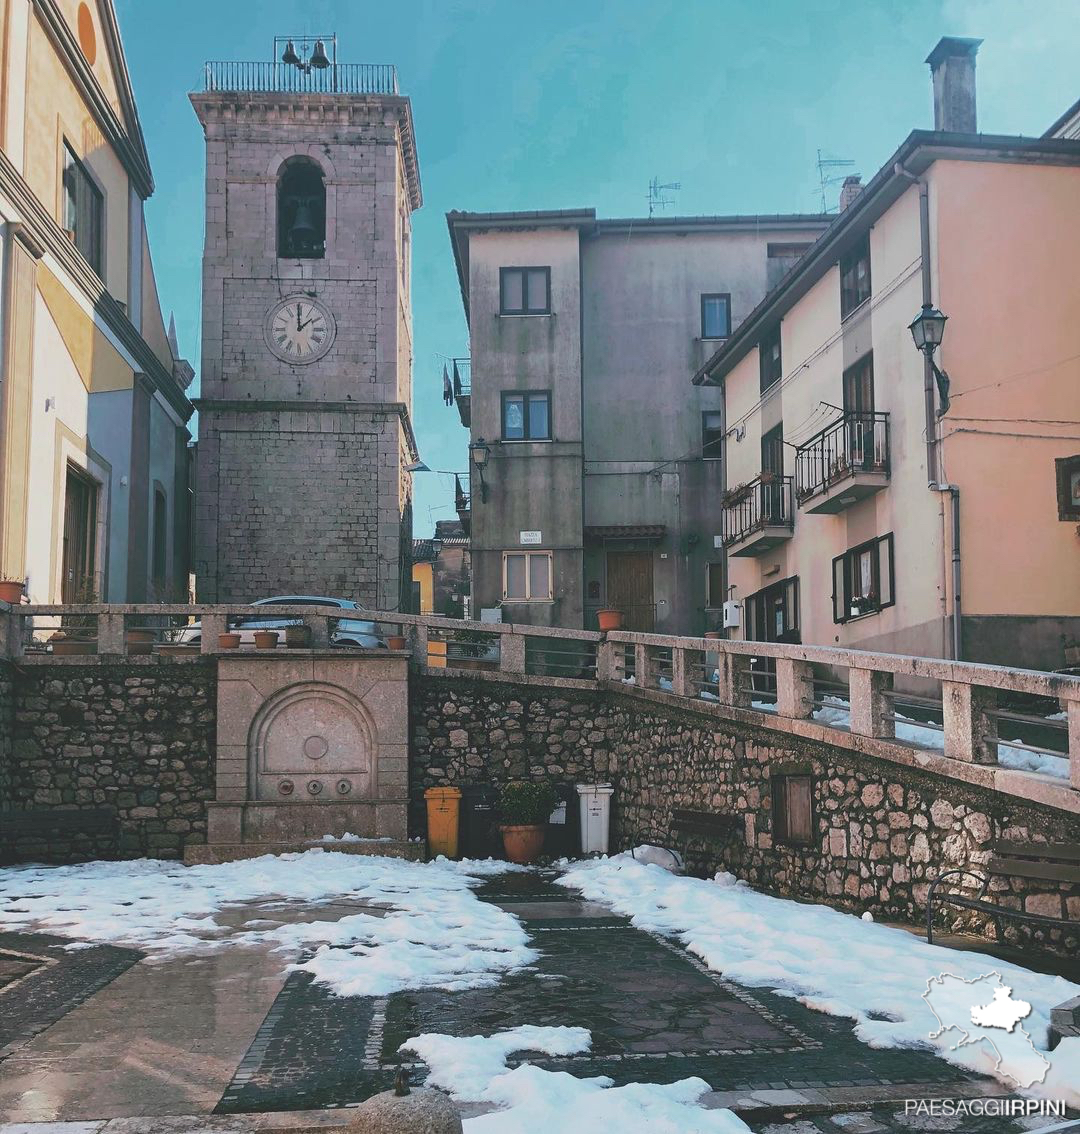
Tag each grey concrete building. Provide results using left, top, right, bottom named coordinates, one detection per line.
left=446, top=209, right=830, bottom=633
left=191, top=48, right=421, bottom=607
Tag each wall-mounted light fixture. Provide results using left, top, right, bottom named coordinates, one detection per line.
left=469, top=437, right=492, bottom=503
left=908, top=303, right=951, bottom=415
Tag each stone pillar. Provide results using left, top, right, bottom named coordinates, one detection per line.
left=595, top=639, right=616, bottom=682
left=501, top=633, right=525, bottom=674
left=634, top=644, right=649, bottom=689
left=97, top=612, right=126, bottom=655
left=1067, top=698, right=1080, bottom=791
left=942, top=680, right=997, bottom=764
left=849, top=667, right=895, bottom=738
left=303, top=613, right=331, bottom=648
left=718, top=651, right=752, bottom=709
left=671, top=646, right=693, bottom=697
left=411, top=623, right=429, bottom=666
left=776, top=658, right=814, bottom=719
left=200, top=613, right=226, bottom=653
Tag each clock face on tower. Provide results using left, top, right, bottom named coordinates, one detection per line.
left=264, top=296, right=336, bottom=364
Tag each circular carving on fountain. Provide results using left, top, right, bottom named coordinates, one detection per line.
left=308, top=780, right=323, bottom=795
left=278, top=779, right=295, bottom=796
left=336, top=779, right=352, bottom=795
left=303, top=734, right=329, bottom=760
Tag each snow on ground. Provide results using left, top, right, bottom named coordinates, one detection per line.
left=559, top=855, right=1080, bottom=1105
left=0, top=851, right=534, bottom=996
left=401, top=1025, right=750, bottom=1133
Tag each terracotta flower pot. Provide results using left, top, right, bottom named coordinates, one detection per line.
left=499, top=823, right=547, bottom=865
left=51, top=638, right=95, bottom=656
left=125, top=629, right=155, bottom=655
left=596, top=608, right=623, bottom=631
left=703, top=631, right=722, bottom=640
left=253, top=630, right=279, bottom=650
left=386, top=635, right=408, bottom=651
left=0, top=580, right=23, bottom=604
left=218, top=632, right=241, bottom=650
left=284, top=624, right=311, bottom=648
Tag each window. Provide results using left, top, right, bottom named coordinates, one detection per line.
left=702, top=411, right=724, bottom=459
left=503, top=551, right=553, bottom=601
left=500, top=267, right=550, bottom=315
left=1055, top=455, right=1080, bottom=521
left=62, top=143, right=103, bottom=275
left=278, top=157, right=326, bottom=258
left=832, top=533, right=895, bottom=623
left=773, top=773, right=813, bottom=844
left=502, top=391, right=551, bottom=440
left=705, top=562, right=725, bottom=608
left=152, top=489, right=167, bottom=584
left=700, top=293, right=731, bottom=340
left=759, top=327, right=782, bottom=393
left=840, top=235, right=871, bottom=319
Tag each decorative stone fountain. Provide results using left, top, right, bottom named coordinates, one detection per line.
left=185, top=650, right=418, bottom=863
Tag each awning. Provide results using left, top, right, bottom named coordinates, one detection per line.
left=584, top=524, right=666, bottom=542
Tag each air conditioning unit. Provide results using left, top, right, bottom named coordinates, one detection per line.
left=722, top=600, right=741, bottom=630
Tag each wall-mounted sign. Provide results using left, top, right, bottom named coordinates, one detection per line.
left=519, top=530, right=542, bottom=545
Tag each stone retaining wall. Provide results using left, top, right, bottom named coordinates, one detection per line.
left=7, top=660, right=217, bottom=860
left=0, top=659, right=13, bottom=810
left=411, top=673, right=1079, bottom=956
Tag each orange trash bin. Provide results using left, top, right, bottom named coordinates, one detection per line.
left=424, top=786, right=462, bottom=859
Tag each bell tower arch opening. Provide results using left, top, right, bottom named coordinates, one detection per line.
left=277, top=157, right=326, bottom=259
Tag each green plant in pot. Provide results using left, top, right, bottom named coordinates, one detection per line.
left=498, top=781, right=558, bottom=865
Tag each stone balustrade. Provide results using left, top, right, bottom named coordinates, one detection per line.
left=3, top=601, right=1078, bottom=796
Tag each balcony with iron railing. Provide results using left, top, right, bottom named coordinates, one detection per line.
left=454, top=474, right=471, bottom=537
left=721, top=474, right=794, bottom=557
left=451, top=358, right=471, bottom=428
left=202, top=61, right=398, bottom=95
left=795, top=411, right=890, bottom=514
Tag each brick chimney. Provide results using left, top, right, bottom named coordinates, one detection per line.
left=838, top=175, right=862, bottom=211
left=926, top=36, right=982, bottom=133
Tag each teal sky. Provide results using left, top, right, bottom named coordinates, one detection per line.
left=114, top=0, right=1078, bottom=538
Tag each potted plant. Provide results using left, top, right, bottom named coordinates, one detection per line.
left=721, top=482, right=751, bottom=508
left=49, top=630, right=96, bottom=656
left=219, top=632, right=241, bottom=650
left=386, top=634, right=408, bottom=650
left=0, top=579, right=23, bottom=604
left=498, top=781, right=558, bottom=865
left=125, top=628, right=155, bottom=654
left=596, top=608, right=623, bottom=631
left=254, top=630, right=279, bottom=649
left=284, top=624, right=312, bottom=648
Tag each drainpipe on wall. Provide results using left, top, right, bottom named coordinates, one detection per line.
left=896, top=164, right=960, bottom=659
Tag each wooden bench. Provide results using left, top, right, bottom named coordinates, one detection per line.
left=0, top=807, right=119, bottom=863
left=926, top=841, right=1080, bottom=945
left=630, top=808, right=742, bottom=875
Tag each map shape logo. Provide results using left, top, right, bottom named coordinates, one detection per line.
left=923, top=970, right=1050, bottom=1088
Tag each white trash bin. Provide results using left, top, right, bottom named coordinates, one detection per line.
left=576, top=783, right=614, bottom=855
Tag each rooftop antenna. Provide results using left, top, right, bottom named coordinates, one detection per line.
left=647, top=176, right=681, bottom=218
left=816, top=149, right=856, bottom=212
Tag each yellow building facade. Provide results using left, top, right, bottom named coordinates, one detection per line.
left=0, top=0, right=194, bottom=603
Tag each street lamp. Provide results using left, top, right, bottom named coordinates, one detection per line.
left=907, top=304, right=948, bottom=353
left=908, top=303, right=951, bottom=416
left=469, top=438, right=492, bottom=503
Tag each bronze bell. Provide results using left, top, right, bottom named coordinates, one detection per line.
left=281, top=39, right=300, bottom=66
left=310, top=39, right=330, bottom=69
left=288, top=199, right=318, bottom=250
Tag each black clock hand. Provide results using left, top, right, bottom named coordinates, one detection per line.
left=296, top=303, right=302, bottom=331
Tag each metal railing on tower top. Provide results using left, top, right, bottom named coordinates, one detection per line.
left=202, top=62, right=398, bottom=95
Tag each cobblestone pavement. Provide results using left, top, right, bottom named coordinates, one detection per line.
left=216, top=872, right=989, bottom=1115
left=747, top=1108, right=1071, bottom=1132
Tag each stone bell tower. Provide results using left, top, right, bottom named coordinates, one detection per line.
left=191, top=39, right=422, bottom=607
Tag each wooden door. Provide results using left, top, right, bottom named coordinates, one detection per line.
left=606, top=550, right=654, bottom=632
left=61, top=466, right=97, bottom=602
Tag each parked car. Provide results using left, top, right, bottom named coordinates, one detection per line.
left=175, top=596, right=387, bottom=648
